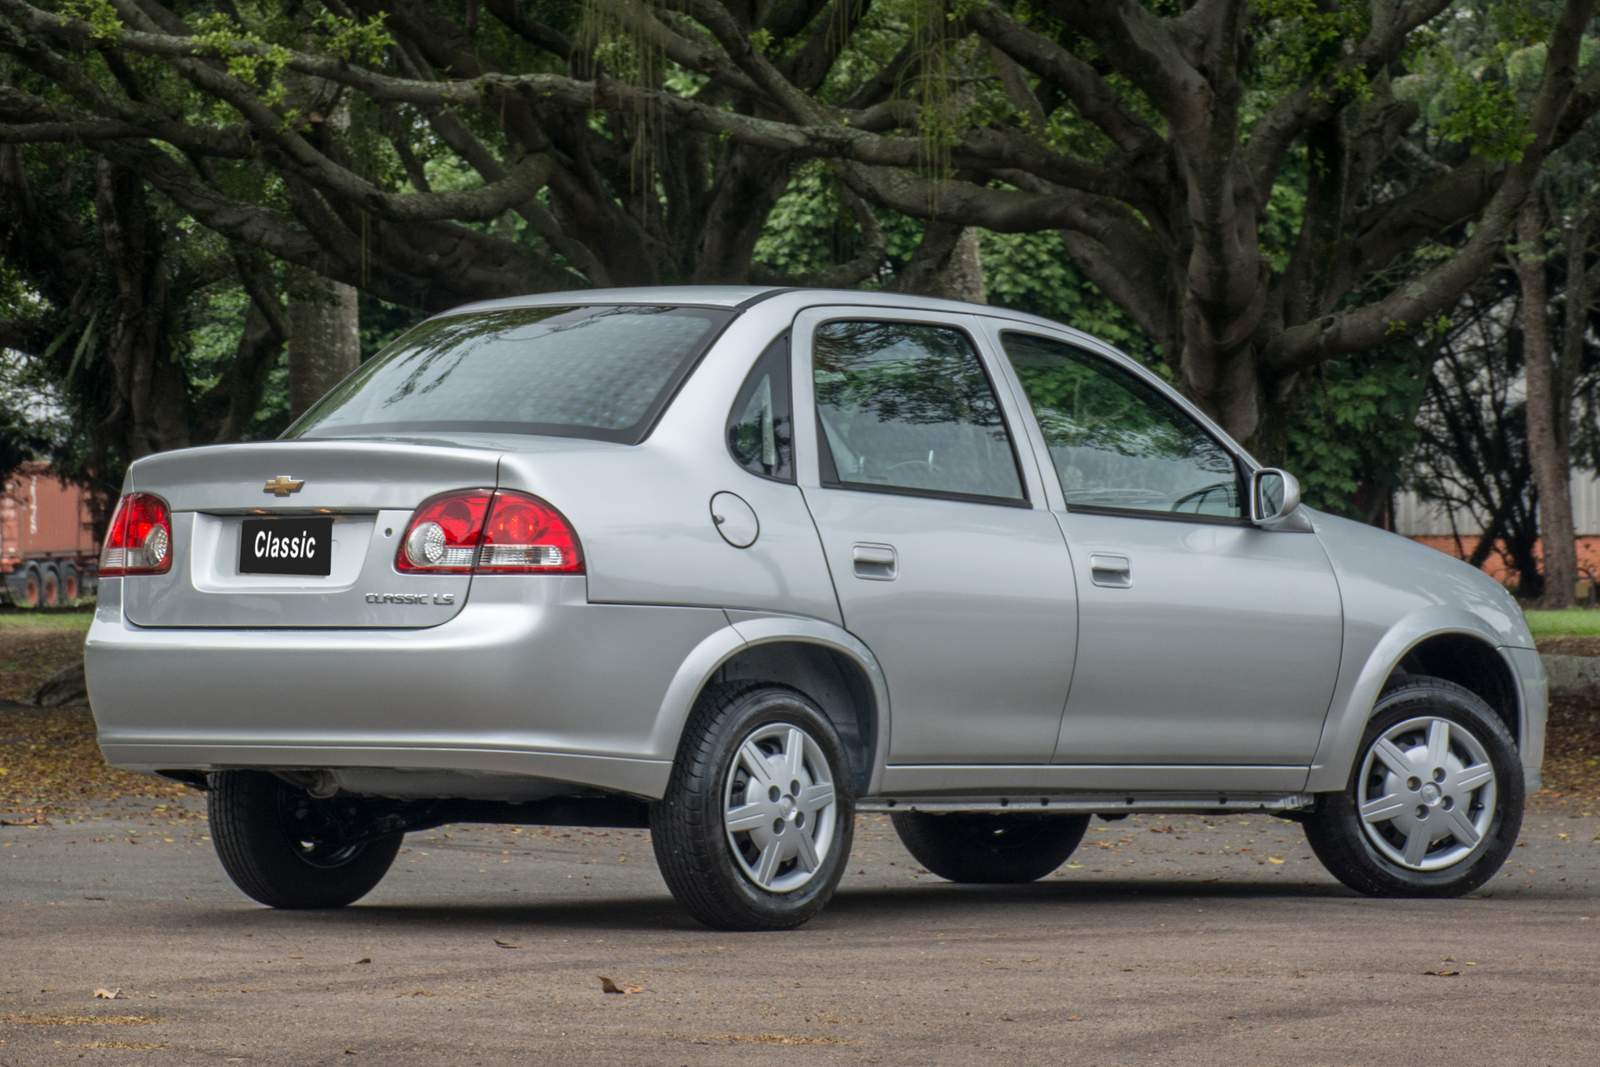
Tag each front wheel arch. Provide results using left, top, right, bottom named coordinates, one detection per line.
left=1306, top=613, right=1524, bottom=794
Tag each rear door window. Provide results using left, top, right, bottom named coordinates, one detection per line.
left=288, top=305, right=733, bottom=444
left=812, top=320, right=1026, bottom=504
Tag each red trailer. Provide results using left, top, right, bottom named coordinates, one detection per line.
left=1, top=461, right=100, bottom=607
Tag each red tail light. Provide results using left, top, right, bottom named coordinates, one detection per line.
left=100, top=493, right=173, bottom=576
left=396, top=489, right=583, bottom=575
left=395, top=490, right=492, bottom=573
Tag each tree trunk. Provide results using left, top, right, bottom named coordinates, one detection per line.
left=890, top=223, right=987, bottom=303
left=286, top=265, right=360, bottom=419
left=1514, top=200, right=1577, bottom=608
left=94, top=161, right=195, bottom=462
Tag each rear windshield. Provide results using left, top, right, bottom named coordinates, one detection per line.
left=287, top=304, right=734, bottom=444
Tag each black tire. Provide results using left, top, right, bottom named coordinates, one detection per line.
left=207, top=771, right=402, bottom=909
left=60, top=562, right=79, bottom=603
left=892, top=811, right=1091, bottom=884
left=1304, top=676, right=1523, bottom=897
left=650, top=683, right=855, bottom=930
left=40, top=564, right=60, bottom=607
left=18, top=564, right=41, bottom=609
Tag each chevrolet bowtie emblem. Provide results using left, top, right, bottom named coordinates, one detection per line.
left=263, top=476, right=305, bottom=497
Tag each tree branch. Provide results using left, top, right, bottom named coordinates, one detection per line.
left=1268, top=0, right=1598, bottom=371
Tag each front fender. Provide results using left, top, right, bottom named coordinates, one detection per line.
left=648, top=612, right=893, bottom=796
left=1305, top=605, right=1522, bottom=792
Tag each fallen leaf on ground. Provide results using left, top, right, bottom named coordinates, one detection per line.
left=1423, top=969, right=1461, bottom=977
left=353, top=958, right=371, bottom=966
left=4, top=1013, right=154, bottom=1027
left=93, top=988, right=123, bottom=1000
left=684, top=1033, right=856, bottom=1047
left=493, top=939, right=521, bottom=950
left=598, top=976, right=643, bottom=995
left=1267, top=856, right=1286, bottom=865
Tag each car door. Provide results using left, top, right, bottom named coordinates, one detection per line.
left=984, top=325, right=1343, bottom=782
left=792, top=307, right=1077, bottom=765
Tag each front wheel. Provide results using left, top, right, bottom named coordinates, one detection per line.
left=208, top=771, right=402, bottom=909
left=1304, top=676, right=1523, bottom=897
left=650, top=684, right=854, bottom=930
left=892, top=811, right=1091, bottom=883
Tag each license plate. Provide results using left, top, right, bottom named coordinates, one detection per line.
left=239, top=517, right=334, bottom=576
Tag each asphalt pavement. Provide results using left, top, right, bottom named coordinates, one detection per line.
left=3, top=798, right=1598, bottom=1065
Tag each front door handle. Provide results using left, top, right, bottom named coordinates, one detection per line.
left=1089, top=553, right=1131, bottom=589
left=852, top=542, right=898, bottom=581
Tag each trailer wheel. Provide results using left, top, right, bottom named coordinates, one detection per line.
left=60, top=563, right=79, bottom=603
left=40, top=564, right=61, bottom=607
left=18, top=565, right=41, bottom=609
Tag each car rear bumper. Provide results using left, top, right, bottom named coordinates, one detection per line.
left=85, top=576, right=729, bottom=799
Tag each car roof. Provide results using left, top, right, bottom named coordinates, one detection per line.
left=442, top=286, right=1072, bottom=331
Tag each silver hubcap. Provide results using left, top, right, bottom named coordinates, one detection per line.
left=1357, top=715, right=1497, bottom=871
left=722, top=722, right=838, bottom=894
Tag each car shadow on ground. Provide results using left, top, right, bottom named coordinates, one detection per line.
left=187, top=878, right=1364, bottom=936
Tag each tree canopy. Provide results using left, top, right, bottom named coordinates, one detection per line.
left=0, top=0, right=1597, bottom=484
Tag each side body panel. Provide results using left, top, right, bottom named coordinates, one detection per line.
left=973, top=317, right=1343, bottom=777
left=501, top=306, right=840, bottom=624
left=790, top=306, right=1078, bottom=765
left=1048, top=510, right=1344, bottom=766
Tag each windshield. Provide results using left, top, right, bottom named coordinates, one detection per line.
left=287, top=304, right=734, bottom=444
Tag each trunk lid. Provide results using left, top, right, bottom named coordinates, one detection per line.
left=122, top=440, right=503, bottom=628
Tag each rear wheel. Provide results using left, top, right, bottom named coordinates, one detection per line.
left=60, top=563, right=79, bottom=603
left=1304, top=676, right=1522, bottom=897
left=892, top=811, right=1091, bottom=883
left=40, top=564, right=60, bottom=607
left=651, top=684, right=854, bottom=930
left=18, top=564, right=41, bottom=609
left=207, top=771, right=402, bottom=909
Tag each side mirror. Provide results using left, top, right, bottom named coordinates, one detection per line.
left=1250, top=468, right=1301, bottom=525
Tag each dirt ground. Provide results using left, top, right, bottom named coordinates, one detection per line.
left=3, top=799, right=1599, bottom=1065
left=2, top=619, right=1599, bottom=1064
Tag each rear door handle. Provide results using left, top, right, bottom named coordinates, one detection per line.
left=1089, top=553, right=1131, bottom=589
left=851, top=542, right=898, bottom=581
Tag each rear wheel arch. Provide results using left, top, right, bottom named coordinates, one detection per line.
left=709, top=641, right=879, bottom=796
left=656, top=621, right=889, bottom=798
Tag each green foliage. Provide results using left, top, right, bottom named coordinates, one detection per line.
left=57, top=0, right=121, bottom=40
left=1285, top=348, right=1427, bottom=516
left=1430, top=63, right=1533, bottom=161
left=982, top=229, right=1157, bottom=365
left=1250, top=0, right=1374, bottom=99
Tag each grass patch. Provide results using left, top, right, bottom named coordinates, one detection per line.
left=0, top=607, right=94, bottom=632
left=1524, top=608, right=1600, bottom=638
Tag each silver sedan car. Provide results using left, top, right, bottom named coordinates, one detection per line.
left=85, top=287, right=1545, bottom=929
